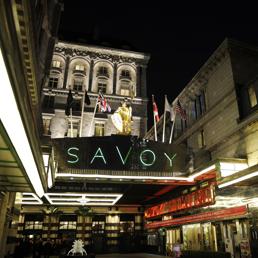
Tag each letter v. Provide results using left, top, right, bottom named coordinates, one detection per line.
left=116, top=146, right=132, bottom=165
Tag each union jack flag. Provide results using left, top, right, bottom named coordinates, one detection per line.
left=98, top=91, right=111, bottom=112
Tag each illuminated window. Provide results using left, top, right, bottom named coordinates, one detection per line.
left=73, top=78, right=83, bottom=91
left=120, top=221, right=134, bottom=233
left=197, top=129, right=205, bottom=148
left=248, top=85, right=257, bottom=108
left=52, top=60, right=61, bottom=68
left=24, top=221, right=43, bottom=230
left=48, top=77, right=58, bottom=88
left=95, top=122, right=105, bottom=136
left=92, top=221, right=105, bottom=234
left=121, top=88, right=130, bottom=96
left=59, top=221, right=77, bottom=230
left=98, top=82, right=107, bottom=93
left=120, top=81, right=130, bottom=96
left=75, top=64, right=85, bottom=71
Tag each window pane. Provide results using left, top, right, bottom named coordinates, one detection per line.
left=197, top=130, right=205, bottom=148
left=73, top=78, right=83, bottom=91
left=52, top=60, right=61, bottom=68
left=98, top=82, right=107, bottom=93
left=248, top=85, right=257, bottom=108
left=48, top=77, right=58, bottom=88
left=121, top=89, right=130, bottom=96
left=75, top=64, right=84, bottom=71
left=199, top=91, right=206, bottom=114
left=95, top=122, right=104, bottom=136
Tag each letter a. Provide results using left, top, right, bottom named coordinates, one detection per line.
left=90, top=147, right=107, bottom=164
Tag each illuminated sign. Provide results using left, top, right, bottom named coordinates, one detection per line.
left=53, top=135, right=186, bottom=173
left=145, top=205, right=248, bottom=229
left=144, top=184, right=215, bottom=218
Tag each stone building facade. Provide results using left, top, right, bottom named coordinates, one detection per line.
left=42, top=41, right=150, bottom=139
left=144, top=38, right=258, bottom=258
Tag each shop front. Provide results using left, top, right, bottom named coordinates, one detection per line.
left=145, top=205, right=251, bottom=258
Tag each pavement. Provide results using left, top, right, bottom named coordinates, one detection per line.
left=96, top=253, right=168, bottom=258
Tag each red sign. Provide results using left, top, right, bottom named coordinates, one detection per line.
left=145, top=185, right=215, bottom=219
left=145, top=205, right=248, bottom=229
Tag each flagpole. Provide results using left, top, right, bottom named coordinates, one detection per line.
left=169, top=110, right=176, bottom=144
left=162, top=95, right=167, bottom=143
left=79, top=90, right=86, bottom=137
left=70, top=108, right=73, bottom=138
left=88, top=96, right=99, bottom=137
left=152, top=95, right=157, bottom=142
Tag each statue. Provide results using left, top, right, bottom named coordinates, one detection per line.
left=111, top=99, right=132, bottom=135
left=67, top=239, right=87, bottom=256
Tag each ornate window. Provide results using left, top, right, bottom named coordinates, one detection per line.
left=48, top=77, right=58, bottom=88
left=73, top=78, right=84, bottom=91
left=98, top=82, right=107, bottom=93
left=97, top=66, right=109, bottom=77
left=120, top=69, right=131, bottom=79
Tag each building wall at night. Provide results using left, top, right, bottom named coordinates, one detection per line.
left=144, top=39, right=258, bottom=257
left=0, top=1, right=63, bottom=257
left=42, top=41, right=150, bottom=139
left=146, top=39, right=258, bottom=172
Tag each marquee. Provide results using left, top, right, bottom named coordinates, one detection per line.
left=52, top=135, right=186, bottom=175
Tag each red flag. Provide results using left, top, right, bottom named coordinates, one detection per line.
left=153, top=99, right=160, bottom=122
left=175, top=99, right=186, bottom=120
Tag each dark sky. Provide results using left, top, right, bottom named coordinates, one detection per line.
left=59, top=3, right=258, bottom=128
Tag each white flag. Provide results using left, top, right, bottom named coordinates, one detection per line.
left=165, top=96, right=175, bottom=121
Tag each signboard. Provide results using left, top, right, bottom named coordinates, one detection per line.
left=145, top=205, right=248, bottom=229
left=144, top=184, right=215, bottom=218
left=52, top=135, right=186, bottom=173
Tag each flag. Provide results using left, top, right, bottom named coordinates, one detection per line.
left=65, top=90, right=74, bottom=116
left=152, top=97, right=160, bottom=122
left=165, top=96, right=175, bottom=121
left=175, top=99, right=186, bottom=120
left=98, top=91, right=111, bottom=112
left=84, top=90, right=91, bottom=105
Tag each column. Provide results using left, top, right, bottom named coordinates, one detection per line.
left=88, top=59, right=94, bottom=92
left=113, top=63, right=117, bottom=95
left=140, top=65, right=147, bottom=98
left=136, top=65, right=141, bottom=97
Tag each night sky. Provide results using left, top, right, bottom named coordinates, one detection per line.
left=59, top=3, right=258, bottom=129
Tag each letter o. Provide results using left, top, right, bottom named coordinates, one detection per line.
left=140, top=149, right=156, bottom=166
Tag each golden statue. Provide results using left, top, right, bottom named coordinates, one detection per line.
left=111, top=99, right=132, bottom=135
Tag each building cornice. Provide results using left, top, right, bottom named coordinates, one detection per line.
left=55, top=41, right=150, bottom=65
